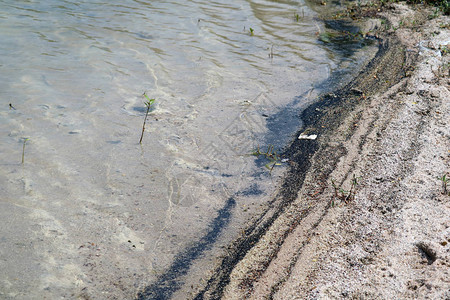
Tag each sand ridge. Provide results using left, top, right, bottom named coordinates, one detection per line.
left=195, top=3, right=449, bottom=299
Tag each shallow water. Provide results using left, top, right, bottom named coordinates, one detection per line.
left=0, top=0, right=374, bottom=298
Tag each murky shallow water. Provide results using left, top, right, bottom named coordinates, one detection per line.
left=0, top=0, right=375, bottom=298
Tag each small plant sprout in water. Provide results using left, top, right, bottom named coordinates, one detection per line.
left=250, top=145, right=282, bottom=173
left=437, top=174, right=449, bottom=195
left=249, top=27, right=254, bottom=36
left=268, top=44, right=274, bottom=59
left=139, top=93, right=155, bottom=144
left=295, top=13, right=299, bottom=22
left=21, top=138, right=29, bottom=165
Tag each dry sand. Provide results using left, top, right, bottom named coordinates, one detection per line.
left=195, top=3, right=449, bottom=299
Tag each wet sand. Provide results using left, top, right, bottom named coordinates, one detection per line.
left=191, top=3, right=449, bottom=299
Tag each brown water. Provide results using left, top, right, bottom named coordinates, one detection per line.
left=0, top=0, right=375, bottom=298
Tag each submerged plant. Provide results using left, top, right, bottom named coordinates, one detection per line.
left=250, top=145, right=282, bottom=173
left=21, top=138, right=29, bottom=165
left=139, top=93, right=155, bottom=144
left=268, top=44, right=274, bottom=59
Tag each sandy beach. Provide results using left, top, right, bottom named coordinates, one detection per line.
left=192, top=2, right=449, bottom=299
left=1, top=2, right=447, bottom=299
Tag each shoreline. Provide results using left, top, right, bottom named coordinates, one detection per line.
left=191, top=2, right=449, bottom=299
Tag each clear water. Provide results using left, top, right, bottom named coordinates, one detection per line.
left=0, top=0, right=373, bottom=298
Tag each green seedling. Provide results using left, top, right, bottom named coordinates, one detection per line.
left=331, top=174, right=360, bottom=203
left=295, top=13, right=299, bottom=22
left=437, top=174, right=449, bottom=195
left=347, top=174, right=359, bottom=201
left=249, top=27, right=254, bottom=36
left=428, top=8, right=440, bottom=19
left=250, top=145, right=282, bottom=173
left=21, top=138, right=29, bottom=164
left=139, top=93, right=155, bottom=144
left=331, top=179, right=341, bottom=199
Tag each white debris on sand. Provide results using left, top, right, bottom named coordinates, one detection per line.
left=298, top=134, right=318, bottom=140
